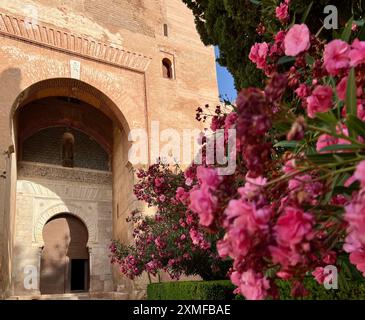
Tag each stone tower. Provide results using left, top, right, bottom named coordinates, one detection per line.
left=0, top=0, right=219, bottom=299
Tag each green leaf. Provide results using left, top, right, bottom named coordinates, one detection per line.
left=301, top=2, right=313, bottom=23
left=347, top=114, right=365, bottom=138
left=319, top=144, right=363, bottom=152
left=249, top=0, right=261, bottom=5
left=359, top=25, right=365, bottom=41
left=277, top=56, right=296, bottom=65
left=322, top=173, right=340, bottom=204
left=346, top=68, right=357, bottom=118
left=274, top=141, right=299, bottom=149
left=341, top=17, right=354, bottom=42
left=305, top=54, right=315, bottom=66
left=306, top=153, right=359, bottom=165
left=315, top=111, right=338, bottom=127
left=354, top=19, right=365, bottom=27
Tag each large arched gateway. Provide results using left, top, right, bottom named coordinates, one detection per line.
left=10, top=79, right=137, bottom=298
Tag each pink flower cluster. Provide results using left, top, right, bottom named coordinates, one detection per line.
left=275, top=0, right=290, bottom=24
left=284, top=24, right=310, bottom=57
left=189, top=166, right=220, bottom=227
left=324, top=39, right=365, bottom=76
left=216, top=177, right=273, bottom=299
left=344, top=161, right=365, bottom=276
left=269, top=207, right=314, bottom=273
left=231, top=270, right=270, bottom=300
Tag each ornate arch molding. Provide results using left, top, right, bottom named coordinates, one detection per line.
left=34, top=204, right=97, bottom=247
left=12, top=78, right=131, bottom=134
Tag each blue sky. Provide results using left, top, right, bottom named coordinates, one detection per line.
left=214, top=47, right=237, bottom=102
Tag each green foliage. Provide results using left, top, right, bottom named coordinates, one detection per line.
left=182, top=0, right=365, bottom=89
left=148, top=279, right=365, bottom=300
left=147, top=280, right=236, bottom=300
left=182, top=0, right=265, bottom=89
left=278, top=278, right=365, bottom=300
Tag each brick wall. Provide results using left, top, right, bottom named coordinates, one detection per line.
left=22, top=127, right=110, bottom=171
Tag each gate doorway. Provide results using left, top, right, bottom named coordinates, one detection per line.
left=40, top=214, right=89, bottom=294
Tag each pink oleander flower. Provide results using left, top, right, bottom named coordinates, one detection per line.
left=343, top=192, right=365, bottom=276
left=217, top=238, right=231, bottom=258
left=274, top=207, right=314, bottom=247
left=176, top=187, right=189, bottom=204
left=275, top=30, right=286, bottom=45
left=196, top=166, right=220, bottom=189
left=238, top=175, right=267, bottom=200
left=288, top=174, right=323, bottom=205
left=316, top=134, right=338, bottom=153
left=284, top=24, right=310, bottom=57
left=336, top=76, right=363, bottom=101
left=225, top=197, right=271, bottom=232
left=269, top=244, right=302, bottom=268
left=323, top=40, right=351, bottom=75
left=189, top=228, right=210, bottom=249
left=249, top=42, right=269, bottom=70
left=154, top=177, right=164, bottom=187
left=295, top=83, right=311, bottom=99
left=349, top=251, right=365, bottom=276
left=189, top=188, right=217, bottom=226
left=306, top=85, right=333, bottom=118
left=276, top=1, right=289, bottom=23
left=344, top=232, right=363, bottom=253
left=317, top=124, right=352, bottom=153
left=231, top=270, right=270, bottom=300
left=224, top=112, right=237, bottom=130
left=349, top=39, right=365, bottom=67
left=312, top=267, right=326, bottom=284
left=354, top=161, right=365, bottom=188
left=336, top=76, right=348, bottom=101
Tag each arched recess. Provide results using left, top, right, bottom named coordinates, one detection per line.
left=34, top=204, right=97, bottom=248
left=10, top=78, right=132, bottom=139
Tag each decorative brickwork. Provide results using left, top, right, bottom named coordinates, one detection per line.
left=0, top=11, right=151, bottom=73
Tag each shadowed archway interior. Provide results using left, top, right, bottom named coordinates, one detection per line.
left=40, top=214, right=89, bottom=294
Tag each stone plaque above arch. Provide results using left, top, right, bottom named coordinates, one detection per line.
left=34, top=203, right=97, bottom=247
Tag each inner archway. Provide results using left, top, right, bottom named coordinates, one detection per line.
left=40, top=214, right=89, bottom=294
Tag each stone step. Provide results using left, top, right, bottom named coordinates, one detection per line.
left=7, top=292, right=129, bottom=300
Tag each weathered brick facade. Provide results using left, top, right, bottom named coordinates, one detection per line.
left=0, top=0, right=219, bottom=299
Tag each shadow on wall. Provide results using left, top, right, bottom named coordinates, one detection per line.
left=0, top=68, right=21, bottom=298
left=0, top=67, right=21, bottom=162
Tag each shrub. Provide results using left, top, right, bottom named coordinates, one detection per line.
left=148, top=279, right=365, bottom=300
left=278, top=278, right=365, bottom=300
left=147, top=280, right=235, bottom=300
left=110, top=163, right=230, bottom=281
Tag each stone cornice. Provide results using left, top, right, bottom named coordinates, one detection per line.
left=0, top=11, right=152, bottom=73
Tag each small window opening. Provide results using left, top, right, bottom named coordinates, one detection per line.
left=62, top=131, right=75, bottom=168
left=163, top=24, right=168, bottom=37
left=162, top=58, right=173, bottom=79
